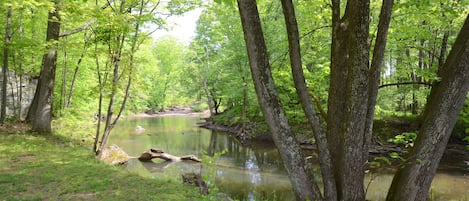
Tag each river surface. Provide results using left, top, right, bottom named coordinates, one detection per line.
left=109, top=115, right=469, bottom=201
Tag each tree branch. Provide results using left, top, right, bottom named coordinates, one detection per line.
left=378, top=81, right=433, bottom=89
left=59, top=1, right=114, bottom=37
left=59, top=19, right=94, bottom=37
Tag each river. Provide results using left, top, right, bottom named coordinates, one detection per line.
left=108, top=115, right=469, bottom=201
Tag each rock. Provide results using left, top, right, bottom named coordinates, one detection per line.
left=135, top=125, right=145, bottom=132
left=98, top=144, right=129, bottom=165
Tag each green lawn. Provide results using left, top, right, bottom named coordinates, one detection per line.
left=0, top=132, right=205, bottom=201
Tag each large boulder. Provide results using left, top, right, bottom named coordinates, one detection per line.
left=98, top=144, right=129, bottom=165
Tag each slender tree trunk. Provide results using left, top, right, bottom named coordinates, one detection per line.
left=237, top=0, right=322, bottom=200
left=203, top=47, right=214, bottom=117
left=66, top=61, right=80, bottom=108
left=66, top=34, right=91, bottom=108
left=27, top=0, right=61, bottom=132
left=98, top=55, right=120, bottom=154
left=59, top=38, right=68, bottom=116
left=93, top=42, right=107, bottom=153
left=18, top=14, right=24, bottom=120
left=97, top=0, right=146, bottom=154
left=438, top=30, right=449, bottom=71
left=1, top=6, right=12, bottom=123
left=280, top=0, right=336, bottom=200
left=365, top=0, right=394, bottom=159
left=327, top=0, right=349, bottom=196
left=386, top=14, right=469, bottom=201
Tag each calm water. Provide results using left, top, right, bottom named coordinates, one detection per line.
left=109, top=116, right=469, bottom=201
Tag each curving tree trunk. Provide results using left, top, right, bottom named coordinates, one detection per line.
left=237, top=0, right=322, bottom=200
left=386, top=14, right=469, bottom=201
left=280, top=0, right=336, bottom=200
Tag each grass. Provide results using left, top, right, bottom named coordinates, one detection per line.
left=0, top=128, right=205, bottom=201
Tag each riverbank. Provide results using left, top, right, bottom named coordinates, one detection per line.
left=199, top=116, right=469, bottom=171
left=0, top=125, right=204, bottom=200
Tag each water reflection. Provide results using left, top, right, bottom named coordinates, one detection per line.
left=110, top=116, right=293, bottom=200
left=110, top=116, right=469, bottom=201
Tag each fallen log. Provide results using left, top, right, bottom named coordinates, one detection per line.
left=138, top=148, right=202, bottom=162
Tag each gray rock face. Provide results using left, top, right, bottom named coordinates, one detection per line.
left=0, top=69, right=36, bottom=120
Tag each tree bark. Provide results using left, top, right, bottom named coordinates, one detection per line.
left=27, top=0, right=61, bottom=132
left=18, top=14, right=24, bottom=120
left=280, top=0, right=336, bottom=200
left=327, top=0, right=349, bottom=197
left=237, top=0, right=322, bottom=200
left=386, top=14, right=469, bottom=201
left=328, top=0, right=371, bottom=200
left=365, top=0, right=394, bottom=170
left=1, top=6, right=12, bottom=123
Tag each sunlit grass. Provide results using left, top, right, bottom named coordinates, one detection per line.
left=0, top=132, right=205, bottom=200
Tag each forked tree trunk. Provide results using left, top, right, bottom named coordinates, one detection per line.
left=237, top=0, right=322, bottom=200
left=97, top=0, right=145, bottom=155
left=386, top=14, right=469, bottom=201
left=328, top=0, right=371, bottom=200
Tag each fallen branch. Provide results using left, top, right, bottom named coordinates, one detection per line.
left=138, top=148, right=202, bottom=162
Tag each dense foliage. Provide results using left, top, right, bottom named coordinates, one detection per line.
left=1, top=0, right=468, bottom=200
left=0, top=0, right=467, bottom=129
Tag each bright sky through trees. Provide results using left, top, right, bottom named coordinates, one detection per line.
left=152, top=8, right=202, bottom=43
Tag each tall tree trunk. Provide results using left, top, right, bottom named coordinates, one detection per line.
left=27, top=0, right=61, bottom=132
left=18, top=13, right=24, bottom=120
left=327, top=0, right=349, bottom=196
left=328, top=0, right=371, bottom=200
left=437, top=30, right=449, bottom=71
left=365, top=0, right=394, bottom=157
left=66, top=59, right=80, bottom=108
left=386, top=14, right=469, bottom=201
left=59, top=38, right=68, bottom=116
left=1, top=6, right=12, bottom=123
left=237, top=0, right=322, bottom=200
left=280, top=0, right=336, bottom=200
left=93, top=42, right=107, bottom=153
left=200, top=46, right=214, bottom=118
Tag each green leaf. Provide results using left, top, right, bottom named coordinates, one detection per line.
left=390, top=152, right=400, bottom=159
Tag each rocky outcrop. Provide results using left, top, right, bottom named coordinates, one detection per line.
left=0, top=70, right=36, bottom=120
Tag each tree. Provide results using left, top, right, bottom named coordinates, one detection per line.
left=386, top=14, right=469, bottom=201
left=280, top=0, right=336, bottom=199
left=93, top=0, right=148, bottom=155
left=1, top=5, right=12, bottom=123
left=151, top=36, right=186, bottom=111
left=26, top=0, right=61, bottom=133
left=237, top=0, right=322, bottom=200
left=237, top=0, right=469, bottom=200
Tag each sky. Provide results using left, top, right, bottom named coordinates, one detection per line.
left=151, top=8, right=203, bottom=44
